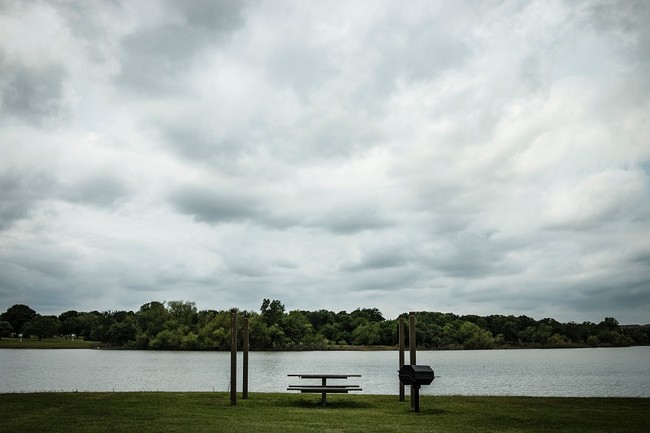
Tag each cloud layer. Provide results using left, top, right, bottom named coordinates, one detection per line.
left=1, top=0, right=649, bottom=323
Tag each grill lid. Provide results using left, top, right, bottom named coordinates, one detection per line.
left=398, top=364, right=434, bottom=385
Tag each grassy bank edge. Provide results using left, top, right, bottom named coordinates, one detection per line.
left=0, top=337, right=100, bottom=349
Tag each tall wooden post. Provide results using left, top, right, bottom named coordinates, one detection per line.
left=242, top=316, right=249, bottom=399
left=409, top=312, right=417, bottom=410
left=230, top=309, right=238, bottom=406
left=398, top=315, right=405, bottom=401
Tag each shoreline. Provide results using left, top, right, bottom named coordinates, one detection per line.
left=1, top=337, right=640, bottom=351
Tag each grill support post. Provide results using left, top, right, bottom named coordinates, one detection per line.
left=409, top=312, right=416, bottom=410
left=413, top=385, right=421, bottom=413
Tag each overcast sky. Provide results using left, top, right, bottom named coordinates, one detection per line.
left=1, top=1, right=649, bottom=324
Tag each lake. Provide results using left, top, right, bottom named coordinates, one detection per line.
left=1, top=347, right=649, bottom=397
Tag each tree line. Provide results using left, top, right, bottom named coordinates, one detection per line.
left=1, top=300, right=648, bottom=350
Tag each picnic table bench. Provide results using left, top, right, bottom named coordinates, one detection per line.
left=287, top=374, right=362, bottom=405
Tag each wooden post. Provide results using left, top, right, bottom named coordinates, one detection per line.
left=409, top=312, right=417, bottom=410
left=242, top=316, right=249, bottom=399
left=230, top=309, right=238, bottom=406
left=398, top=315, right=405, bottom=401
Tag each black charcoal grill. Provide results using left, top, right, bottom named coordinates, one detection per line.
left=398, top=365, right=435, bottom=412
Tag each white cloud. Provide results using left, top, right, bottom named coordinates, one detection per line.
left=544, top=168, right=648, bottom=229
left=1, top=0, right=649, bottom=324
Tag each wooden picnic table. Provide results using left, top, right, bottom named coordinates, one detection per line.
left=287, top=373, right=362, bottom=405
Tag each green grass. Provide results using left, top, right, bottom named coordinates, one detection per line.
left=0, top=393, right=648, bottom=433
left=0, top=337, right=100, bottom=349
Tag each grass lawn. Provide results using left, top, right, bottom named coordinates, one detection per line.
left=0, top=337, right=100, bottom=349
left=1, top=392, right=648, bottom=433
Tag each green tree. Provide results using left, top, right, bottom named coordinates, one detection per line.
left=540, top=317, right=565, bottom=336
left=304, top=309, right=335, bottom=330
left=377, top=320, right=398, bottom=346
left=196, top=310, right=231, bottom=350
left=623, top=325, right=650, bottom=345
left=282, top=311, right=313, bottom=347
left=547, top=333, right=570, bottom=347
left=318, top=322, right=342, bottom=344
left=106, top=319, right=137, bottom=345
left=352, top=322, right=380, bottom=345
left=518, top=326, right=536, bottom=344
left=517, top=315, right=537, bottom=331
left=598, top=317, right=620, bottom=332
left=149, top=329, right=181, bottom=349
left=267, top=324, right=288, bottom=349
left=598, top=330, right=633, bottom=347
left=1, top=304, right=37, bottom=334
left=587, top=335, right=599, bottom=347
left=486, top=315, right=518, bottom=342
left=248, top=315, right=272, bottom=349
left=24, top=315, right=61, bottom=341
left=459, top=321, right=495, bottom=349
left=180, top=332, right=200, bottom=350
left=77, top=311, right=107, bottom=341
left=351, top=308, right=385, bottom=323
left=136, top=301, right=170, bottom=344
left=167, top=301, right=198, bottom=328
left=334, top=311, right=356, bottom=342
left=0, top=320, right=13, bottom=338
left=564, top=321, right=589, bottom=344
left=59, top=311, right=82, bottom=337
left=58, top=310, right=79, bottom=322
left=532, top=324, right=553, bottom=345
left=261, top=299, right=285, bottom=326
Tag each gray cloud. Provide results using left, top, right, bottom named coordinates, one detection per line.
left=343, top=247, right=413, bottom=272
left=169, top=180, right=393, bottom=235
left=169, top=183, right=262, bottom=223
left=0, top=170, right=55, bottom=230
left=0, top=167, right=133, bottom=232
left=1, top=1, right=649, bottom=325
left=302, top=201, right=393, bottom=234
left=0, top=236, right=80, bottom=312
left=116, top=0, right=247, bottom=93
left=163, top=124, right=246, bottom=163
left=59, top=173, right=132, bottom=208
left=576, top=0, right=650, bottom=95
left=0, top=57, right=68, bottom=124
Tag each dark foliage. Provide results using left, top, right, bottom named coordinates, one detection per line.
left=1, top=301, right=647, bottom=350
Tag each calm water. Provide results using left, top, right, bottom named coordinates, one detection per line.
left=1, top=347, right=649, bottom=397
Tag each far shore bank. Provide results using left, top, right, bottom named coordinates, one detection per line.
left=1, top=337, right=642, bottom=351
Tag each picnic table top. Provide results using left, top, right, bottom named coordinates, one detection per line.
left=287, top=373, right=361, bottom=379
